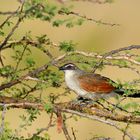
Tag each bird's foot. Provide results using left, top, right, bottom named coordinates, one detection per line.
left=71, top=96, right=95, bottom=106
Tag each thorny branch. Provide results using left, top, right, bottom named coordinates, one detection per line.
left=0, top=7, right=20, bottom=29
left=30, top=113, right=54, bottom=139
left=2, top=39, right=140, bottom=67
left=0, top=96, right=138, bottom=139
left=0, top=1, right=140, bottom=139
left=54, top=50, right=140, bottom=66
left=0, top=64, right=49, bottom=91
left=92, top=45, right=140, bottom=72
left=58, top=10, right=119, bottom=26
left=0, top=3, right=25, bottom=50
left=1, top=46, right=140, bottom=92
left=122, top=122, right=130, bottom=140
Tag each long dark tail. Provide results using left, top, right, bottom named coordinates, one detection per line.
left=114, top=89, right=140, bottom=98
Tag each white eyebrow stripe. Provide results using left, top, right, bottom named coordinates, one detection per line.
left=65, top=64, right=74, bottom=68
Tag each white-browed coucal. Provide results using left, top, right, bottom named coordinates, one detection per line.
left=59, top=63, right=140, bottom=100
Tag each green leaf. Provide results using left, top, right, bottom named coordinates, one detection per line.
left=76, top=18, right=85, bottom=26
left=123, top=102, right=139, bottom=110
left=66, top=22, right=74, bottom=28
left=44, top=132, right=50, bottom=140
left=0, top=65, right=14, bottom=75
left=37, top=34, right=48, bottom=44
left=133, top=111, right=140, bottom=116
left=44, top=103, right=53, bottom=113
left=59, top=41, right=76, bottom=52
left=0, top=30, right=4, bottom=36
left=25, top=57, right=35, bottom=67
left=59, top=7, right=70, bottom=15
left=53, top=20, right=64, bottom=27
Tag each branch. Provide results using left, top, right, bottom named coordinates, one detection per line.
left=0, top=7, right=20, bottom=29
left=30, top=113, right=54, bottom=139
left=93, top=45, right=140, bottom=72
left=3, top=39, right=140, bottom=67
left=0, top=3, right=43, bottom=52
left=0, top=96, right=138, bottom=139
left=58, top=10, right=119, bottom=26
left=0, top=11, right=18, bottom=15
left=0, top=3, right=25, bottom=50
left=0, top=96, right=140, bottom=124
left=0, top=64, right=49, bottom=91
left=53, top=50, right=140, bottom=66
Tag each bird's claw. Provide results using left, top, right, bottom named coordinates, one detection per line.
left=71, top=96, right=95, bottom=106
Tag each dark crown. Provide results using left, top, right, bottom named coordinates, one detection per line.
left=59, top=63, right=78, bottom=70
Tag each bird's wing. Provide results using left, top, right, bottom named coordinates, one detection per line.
left=77, top=73, right=116, bottom=94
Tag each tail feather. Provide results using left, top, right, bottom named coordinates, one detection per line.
left=114, top=89, right=140, bottom=98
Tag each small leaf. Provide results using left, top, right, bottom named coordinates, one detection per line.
left=0, top=30, right=4, bottom=36
left=25, top=57, right=35, bottom=67
left=53, top=20, right=64, bottom=27
left=76, top=18, right=84, bottom=26
left=59, top=41, right=76, bottom=52
left=44, top=103, right=53, bottom=113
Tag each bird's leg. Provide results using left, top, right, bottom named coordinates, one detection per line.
left=71, top=96, right=86, bottom=105
left=71, top=96, right=96, bottom=106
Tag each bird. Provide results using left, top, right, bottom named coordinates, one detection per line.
left=59, top=63, right=140, bottom=101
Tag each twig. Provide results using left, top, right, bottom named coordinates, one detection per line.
left=62, top=119, right=72, bottom=140
left=71, top=127, right=76, bottom=140
left=0, top=3, right=41, bottom=65
left=21, top=84, right=39, bottom=99
left=0, top=3, right=25, bottom=66
left=58, top=10, right=119, bottom=26
left=3, top=40, right=140, bottom=67
left=0, top=64, right=49, bottom=91
left=15, top=45, right=28, bottom=71
left=122, top=122, right=130, bottom=140
left=2, top=37, right=54, bottom=59
left=24, top=76, right=48, bottom=83
left=0, top=11, right=18, bottom=15
left=53, top=50, right=140, bottom=66
left=0, top=7, right=20, bottom=29
left=0, top=3, right=25, bottom=50
left=0, top=104, right=7, bottom=135
left=92, top=45, right=140, bottom=72
left=30, top=113, right=54, bottom=138
left=71, top=0, right=113, bottom=4
left=103, top=62, right=140, bottom=76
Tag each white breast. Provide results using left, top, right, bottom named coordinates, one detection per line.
left=64, top=70, right=87, bottom=96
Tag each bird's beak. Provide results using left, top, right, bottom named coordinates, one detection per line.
left=59, top=66, right=64, bottom=71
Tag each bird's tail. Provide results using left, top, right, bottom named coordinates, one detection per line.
left=114, top=88, right=140, bottom=98
left=115, top=89, right=140, bottom=98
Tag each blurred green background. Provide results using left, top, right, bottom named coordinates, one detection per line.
left=1, top=0, right=140, bottom=139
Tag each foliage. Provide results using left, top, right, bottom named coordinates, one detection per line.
left=0, top=0, right=140, bottom=140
